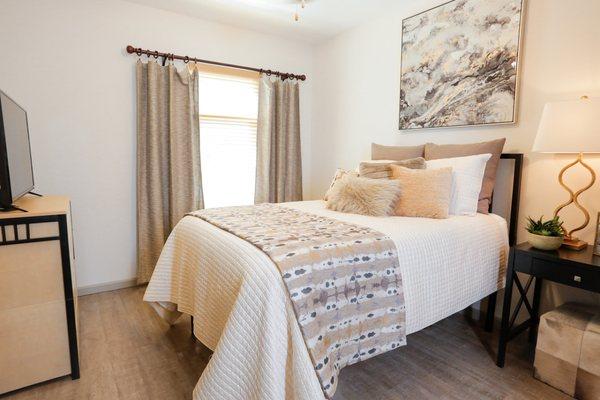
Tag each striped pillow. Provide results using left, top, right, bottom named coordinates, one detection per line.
left=358, top=157, right=426, bottom=179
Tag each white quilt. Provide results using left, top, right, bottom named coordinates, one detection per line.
left=144, top=200, right=508, bottom=400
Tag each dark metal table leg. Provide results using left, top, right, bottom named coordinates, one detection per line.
left=497, top=248, right=515, bottom=367
left=485, top=292, right=497, bottom=332
left=58, top=215, right=80, bottom=380
left=529, top=277, right=543, bottom=343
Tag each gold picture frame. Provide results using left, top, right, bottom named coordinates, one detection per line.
left=594, top=212, right=600, bottom=256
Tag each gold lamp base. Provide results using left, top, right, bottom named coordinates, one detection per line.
left=562, top=237, right=588, bottom=251
left=554, top=152, right=596, bottom=251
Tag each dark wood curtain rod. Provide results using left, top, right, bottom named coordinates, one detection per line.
left=126, top=45, right=306, bottom=81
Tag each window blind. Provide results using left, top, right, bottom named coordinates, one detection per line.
left=198, top=68, right=259, bottom=209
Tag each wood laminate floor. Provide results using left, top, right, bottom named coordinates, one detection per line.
left=3, top=287, right=570, bottom=400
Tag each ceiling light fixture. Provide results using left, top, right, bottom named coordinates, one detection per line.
left=294, top=0, right=307, bottom=22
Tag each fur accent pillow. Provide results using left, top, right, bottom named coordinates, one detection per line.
left=390, top=165, right=453, bottom=219
left=323, top=168, right=359, bottom=200
left=326, top=175, right=401, bottom=216
left=358, top=157, right=426, bottom=179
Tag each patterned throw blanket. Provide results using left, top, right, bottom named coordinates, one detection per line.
left=188, top=204, right=406, bottom=398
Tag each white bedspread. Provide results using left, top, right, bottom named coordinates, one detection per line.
left=144, top=200, right=508, bottom=400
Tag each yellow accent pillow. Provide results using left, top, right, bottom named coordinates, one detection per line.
left=390, top=165, right=452, bottom=219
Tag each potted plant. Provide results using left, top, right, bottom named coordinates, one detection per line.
left=526, top=215, right=565, bottom=250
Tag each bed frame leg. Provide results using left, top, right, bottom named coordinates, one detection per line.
left=485, top=292, right=497, bottom=332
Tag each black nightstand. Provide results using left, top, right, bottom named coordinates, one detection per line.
left=496, top=242, right=600, bottom=367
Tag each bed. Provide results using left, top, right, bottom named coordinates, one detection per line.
left=144, top=154, right=523, bottom=400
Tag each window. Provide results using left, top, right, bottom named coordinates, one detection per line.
left=198, top=65, right=259, bottom=209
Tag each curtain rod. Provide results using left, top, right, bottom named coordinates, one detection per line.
left=126, top=45, right=306, bottom=81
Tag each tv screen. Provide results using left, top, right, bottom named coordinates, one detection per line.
left=0, top=90, right=34, bottom=209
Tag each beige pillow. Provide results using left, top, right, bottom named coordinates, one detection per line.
left=359, top=157, right=426, bottom=179
left=424, top=138, right=506, bottom=214
left=372, top=143, right=425, bottom=160
left=326, top=175, right=401, bottom=216
left=323, top=168, right=358, bottom=200
left=390, top=165, right=452, bottom=219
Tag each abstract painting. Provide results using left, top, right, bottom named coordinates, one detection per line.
left=399, top=0, right=525, bottom=130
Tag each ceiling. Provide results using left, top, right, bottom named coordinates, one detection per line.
left=125, top=0, right=404, bottom=43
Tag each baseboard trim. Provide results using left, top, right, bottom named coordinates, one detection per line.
left=78, top=277, right=139, bottom=296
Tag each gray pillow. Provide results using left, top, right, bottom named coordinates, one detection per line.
left=371, top=143, right=425, bottom=160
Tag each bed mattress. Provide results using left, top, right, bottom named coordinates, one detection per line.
left=144, top=200, right=508, bottom=400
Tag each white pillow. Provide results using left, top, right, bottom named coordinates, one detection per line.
left=426, top=153, right=491, bottom=216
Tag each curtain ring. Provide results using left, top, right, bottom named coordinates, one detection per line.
left=184, top=56, right=190, bottom=64
left=266, top=69, right=272, bottom=76
left=135, top=48, right=143, bottom=57
left=153, top=50, right=159, bottom=59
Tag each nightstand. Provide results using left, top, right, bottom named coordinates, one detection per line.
left=497, top=243, right=600, bottom=367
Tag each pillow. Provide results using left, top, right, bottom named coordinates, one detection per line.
left=358, top=157, right=426, bottom=179
left=372, top=143, right=425, bottom=160
left=426, top=153, right=492, bottom=216
left=326, top=175, right=401, bottom=216
left=389, top=165, right=452, bottom=219
left=323, top=168, right=358, bottom=200
left=424, top=138, right=506, bottom=214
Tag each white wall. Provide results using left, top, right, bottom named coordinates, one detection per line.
left=1, top=0, right=598, bottom=310
left=310, top=0, right=600, bottom=310
left=0, top=0, right=314, bottom=289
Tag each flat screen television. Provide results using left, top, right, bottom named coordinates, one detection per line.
left=0, top=90, right=34, bottom=210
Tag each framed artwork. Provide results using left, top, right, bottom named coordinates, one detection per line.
left=399, top=0, right=526, bottom=130
left=594, top=212, right=600, bottom=256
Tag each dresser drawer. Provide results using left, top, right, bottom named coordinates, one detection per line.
left=0, top=241, right=64, bottom=311
left=0, top=301, right=71, bottom=394
left=532, top=258, right=600, bottom=292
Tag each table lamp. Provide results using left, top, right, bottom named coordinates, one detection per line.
left=533, top=96, right=600, bottom=250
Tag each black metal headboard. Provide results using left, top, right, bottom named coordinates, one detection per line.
left=490, top=153, right=523, bottom=247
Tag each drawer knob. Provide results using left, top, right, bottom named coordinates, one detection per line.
left=573, top=275, right=582, bottom=283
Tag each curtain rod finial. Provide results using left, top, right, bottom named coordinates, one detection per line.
left=126, top=45, right=135, bottom=54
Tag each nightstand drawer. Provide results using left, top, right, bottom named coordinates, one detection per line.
left=532, top=259, right=600, bottom=292
left=514, top=251, right=533, bottom=273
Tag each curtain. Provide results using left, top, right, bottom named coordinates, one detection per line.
left=255, top=75, right=303, bottom=204
left=136, top=61, right=203, bottom=284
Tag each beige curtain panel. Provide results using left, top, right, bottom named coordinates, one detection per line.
left=255, top=75, right=303, bottom=204
left=136, top=61, right=203, bottom=284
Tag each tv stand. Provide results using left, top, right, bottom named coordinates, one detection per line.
left=1, top=193, right=45, bottom=212
left=0, top=205, right=27, bottom=213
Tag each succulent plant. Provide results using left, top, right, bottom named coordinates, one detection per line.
left=526, top=215, right=565, bottom=237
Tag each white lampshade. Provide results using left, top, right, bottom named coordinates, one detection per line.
left=533, top=96, right=600, bottom=154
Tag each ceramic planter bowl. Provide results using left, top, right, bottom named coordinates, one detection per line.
left=528, top=232, right=563, bottom=251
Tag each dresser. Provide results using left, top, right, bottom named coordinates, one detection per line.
left=0, top=195, right=79, bottom=395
